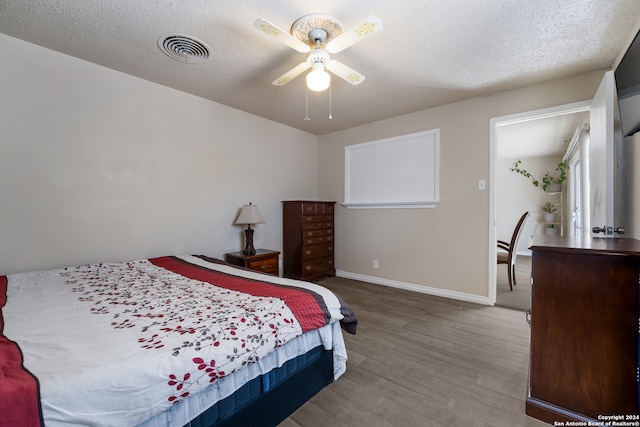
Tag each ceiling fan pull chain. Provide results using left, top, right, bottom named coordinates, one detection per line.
left=304, top=85, right=311, bottom=121
left=329, top=81, right=333, bottom=120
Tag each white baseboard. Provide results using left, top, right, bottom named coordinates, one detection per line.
left=335, top=270, right=492, bottom=306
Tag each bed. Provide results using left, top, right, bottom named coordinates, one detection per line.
left=0, top=255, right=357, bottom=427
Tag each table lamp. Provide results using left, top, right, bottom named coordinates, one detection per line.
left=234, top=202, right=265, bottom=255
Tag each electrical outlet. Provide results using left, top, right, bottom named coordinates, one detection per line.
left=373, top=259, right=379, bottom=269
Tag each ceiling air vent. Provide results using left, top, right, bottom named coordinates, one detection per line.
left=158, top=34, right=210, bottom=64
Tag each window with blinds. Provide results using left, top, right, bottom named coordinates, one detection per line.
left=344, top=129, right=440, bottom=209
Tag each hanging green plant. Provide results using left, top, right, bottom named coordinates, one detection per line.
left=510, top=159, right=568, bottom=192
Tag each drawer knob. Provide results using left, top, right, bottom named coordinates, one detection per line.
left=305, top=250, right=312, bottom=255
left=328, top=259, right=333, bottom=265
left=305, top=265, right=311, bottom=270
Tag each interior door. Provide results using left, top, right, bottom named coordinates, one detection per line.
left=589, top=71, right=613, bottom=236
left=614, top=100, right=634, bottom=237
left=589, top=71, right=617, bottom=236
left=589, top=70, right=631, bottom=237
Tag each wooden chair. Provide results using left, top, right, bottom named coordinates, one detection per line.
left=497, top=211, right=530, bottom=291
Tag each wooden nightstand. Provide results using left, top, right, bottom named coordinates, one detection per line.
left=224, top=249, right=280, bottom=275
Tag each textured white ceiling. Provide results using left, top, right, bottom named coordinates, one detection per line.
left=0, top=0, right=638, bottom=137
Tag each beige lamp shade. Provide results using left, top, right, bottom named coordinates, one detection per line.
left=234, top=203, right=265, bottom=225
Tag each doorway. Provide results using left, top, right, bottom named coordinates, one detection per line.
left=489, top=101, right=591, bottom=308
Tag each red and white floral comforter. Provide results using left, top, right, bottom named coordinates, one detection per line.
left=0, top=255, right=356, bottom=427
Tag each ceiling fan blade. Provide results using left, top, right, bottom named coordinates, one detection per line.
left=325, top=60, right=365, bottom=85
left=272, top=62, right=312, bottom=86
left=253, top=18, right=311, bottom=53
left=325, top=16, right=382, bottom=54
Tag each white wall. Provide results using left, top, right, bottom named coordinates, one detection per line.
left=0, top=33, right=318, bottom=274
left=317, top=71, right=604, bottom=302
left=496, top=155, right=565, bottom=253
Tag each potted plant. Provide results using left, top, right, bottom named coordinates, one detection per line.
left=542, top=202, right=557, bottom=222
left=510, top=159, right=568, bottom=192
left=545, top=224, right=559, bottom=236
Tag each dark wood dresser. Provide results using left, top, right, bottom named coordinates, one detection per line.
left=527, top=236, right=640, bottom=424
left=282, top=200, right=335, bottom=281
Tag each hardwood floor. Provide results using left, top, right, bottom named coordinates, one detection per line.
left=495, top=255, right=532, bottom=312
left=280, top=276, right=548, bottom=427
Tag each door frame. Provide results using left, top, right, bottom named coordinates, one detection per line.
left=488, top=100, right=591, bottom=305
left=569, top=152, right=583, bottom=236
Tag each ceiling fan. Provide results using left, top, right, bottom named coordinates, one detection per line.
left=253, top=14, right=382, bottom=92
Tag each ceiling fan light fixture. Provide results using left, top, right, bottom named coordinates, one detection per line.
left=306, top=63, right=330, bottom=92
left=254, top=14, right=381, bottom=96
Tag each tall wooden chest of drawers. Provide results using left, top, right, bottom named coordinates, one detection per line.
left=282, top=200, right=336, bottom=281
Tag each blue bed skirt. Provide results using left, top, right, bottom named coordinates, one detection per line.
left=186, top=346, right=334, bottom=427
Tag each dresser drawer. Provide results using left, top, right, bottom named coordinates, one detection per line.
left=302, top=203, right=335, bottom=215
left=302, top=228, right=333, bottom=239
left=303, top=235, right=334, bottom=246
left=225, top=249, right=280, bottom=276
left=302, top=221, right=333, bottom=231
left=303, top=214, right=333, bottom=223
left=247, top=257, right=279, bottom=275
left=301, top=243, right=334, bottom=261
left=302, top=203, right=319, bottom=215
left=301, top=256, right=334, bottom=277
left=320, top=203, right=334, bottom=214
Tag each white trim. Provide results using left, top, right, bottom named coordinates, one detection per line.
left=335, top=270, right=492, bottom=306
left=342, top=201, right=439, bottom=209
left=493, top=101, right=592, bottom=127
left=563, top=123, right=590, bottom=162
left=489, top=115, right=498, bottom=306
